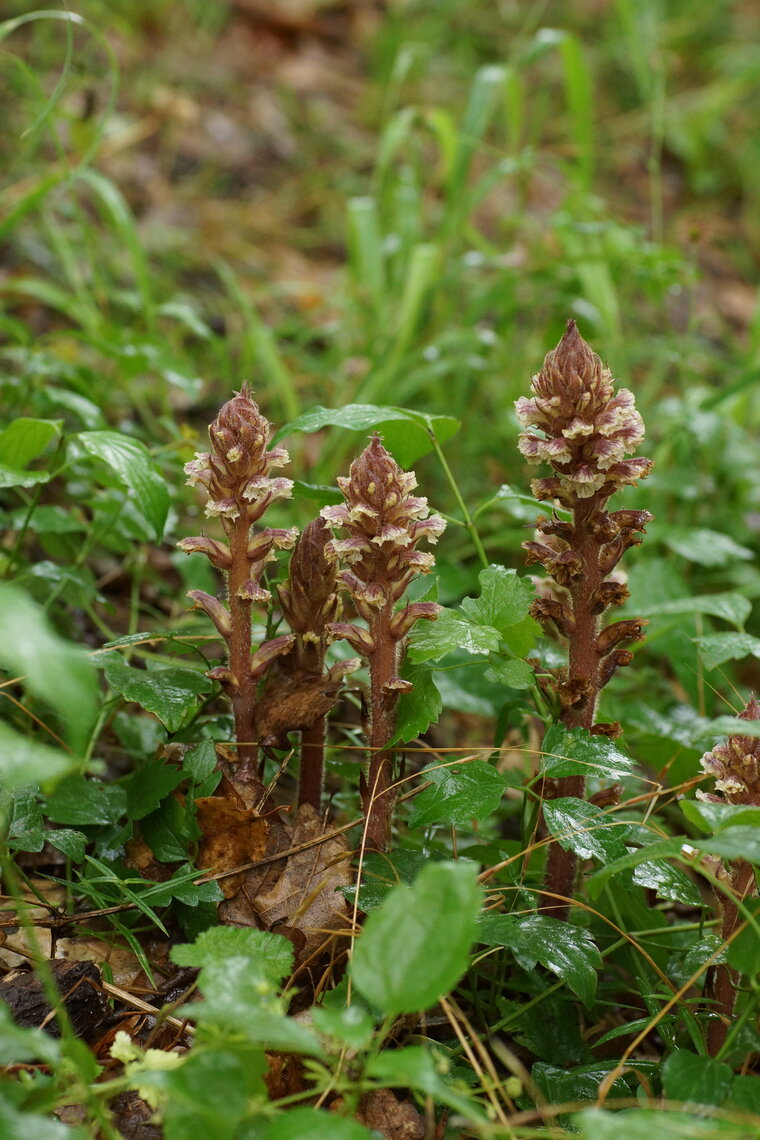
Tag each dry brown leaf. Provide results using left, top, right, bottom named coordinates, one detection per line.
left=356, top=1088, right=425, bottom=1140
left=196, top=796, right=271, bottom=898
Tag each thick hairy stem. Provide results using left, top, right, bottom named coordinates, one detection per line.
left=227, top=521, right=264, bottom=794
left=298, top=717, right=326, bottom=811
left=363, top=606, right=399, bottom=852
left=541, top=498, right=603, bottom=917
left=707, top=859, right=756, bottom=1057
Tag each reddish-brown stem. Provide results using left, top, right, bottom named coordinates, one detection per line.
left=363, top=605, right=400, bottom=852
left=707, top=859, right=756, bottom=1057
left=298, top=718, right=326, bottom=811
left=226, top=518, right=264, bottom=795
left=541, top=497, right=604, bottom=917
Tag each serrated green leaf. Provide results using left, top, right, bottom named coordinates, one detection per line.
left=632, top=859, right=703, bottom=906
left=0, top=584, right=98, bottom=754
left=408, top=760, right=506, bottom=827
left=698, top=632, right=760, bottom=669
left=171, top=928, right=294, bottom=981
left=124, top=763, right=185, bottom=820
left=141, top=798, right=193, bottom=862
left=77, top=430, right=169, bottom=541
left=351, top=861, right=482, bottom=1015
left=407, top=608, right=501, bottom=663
left=459, top=565, right=535, bottom=638
left=272, top=403, right=460, bottom=467
left=662, top=1050, right=734, bottom=1108
left=543, top=797, right=631, bottom=862
left=366, top=1046, right=485, bottom=1121
left=392, top=662, right=442, bottom=744
left=484, top=655, right=535, bottom=689
left=103, top=653, right=212, bottom=733
left=183, top=740, right=219, bottom=784
left=342, top=850, right=431, bottom=912
left=541, top=723, right=636, bottom=779
left=478, top=914, right=602, bottom=1007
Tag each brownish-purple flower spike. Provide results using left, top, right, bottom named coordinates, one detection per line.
left=698, top=695, right=760, bottom=805
left=516, top=319, right=652, bottom=506
left=178, top=384, right=297, bottom=789
left=321, top=436, right=445, bottom=849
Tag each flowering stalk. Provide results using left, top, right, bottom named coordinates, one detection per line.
left=698, top=695, right=760, bottom=1056
left=276, top=518, right=358, bottom=811
left=516, top=321, right=652, bottom=915
left=178, top=385, right=297, bottom=797
left=321, top=436, right=445, bottom=851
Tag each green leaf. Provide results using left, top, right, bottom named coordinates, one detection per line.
left=407, top=608, right=501, bottom=663
left=727, top=900, right=760, bottom=976
left=477, top=914, right=602, bottom=1007
left=124, top=763, right=185, bottom=820
left=484, top=655, right=535, bottom=689
left=141, top=798, right=193, bottom=862
left=639, top=591, right=752, bottom=629
left=260, top=1108, right=372, bottom=1140
left=171, top=928, right=294, bottom=982
left=460, top=565, right=535, bottom=638
left=186, top=957, right=323, bottom=1054
left=273, top=403, right=460, bottom=467
left=632, top=860, right=703, bottom=907
left=103, top=653, right=212, bottom=733
left=0, top=1101, right=81, bottom=1140
left=662, top=528, right=753, bottom=568
left=342, top=850, right=431, bottom=912
left=351, top=861, right=482, bottom=1015
left=585, top=838, right=690, bottom=898
left=534, top=1061, right=634, bottom=1105
left=77, top=430, right=169, bottom=541
left=0, top=584, right=98, bottom=754
left=0, top=417, right=61, bottom=487
left=0, top=724, right=81, bottom=791
left=662, top=1050, right=734, bottom=1108
left=698, top=632, right=760, bottom=669
left=366, top=1046, right=486, bottom=1121
left=0, top=1001, right=60, bottom=1064
left=182, top=741, right=218, bottom=784
left=575, top=1108, right=747, bottom=1139
left=408, top=760, right=507, bottom=827
left=543, top=797, right=631, bottom=862
left=392, top=662, right=442, bottom=744
left=160, top=1045, right=266, bottom=1140
left=311, top=1003, right=375, bottom=1051
left=541, top=724, right=637, bottom=779
left=46, top=829, right=87, bottom=861
left=694, top=828, right=760, bottom=863
left=45, top=775, right=128, bottom=826
left=681, top=800, right=760, bottom=834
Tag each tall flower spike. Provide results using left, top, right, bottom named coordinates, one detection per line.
left=516, top=322, right=653, bottom=918
left=321, top=436, right=445, bottom=850
left=697, top=696, right=760, bottom=1056
left=178, top=385, right=297, bottom=796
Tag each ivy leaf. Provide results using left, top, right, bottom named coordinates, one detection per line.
left=392, top=662, right=442, bottom=744
left=77, top=430, right=169, bottom=541
left=351, top=861, right=482, bottom=1016
left=123, top=763, right=185, bottom=820
left=408, top=760, right=507, bottom=827
left=541, top=724, right=637, bottom=779
left=103, top=653, right=212, bottom=733
left=407, top=608, right=501, bottom=663
left=543, top=797, right=631, bottom=862
left=477, top=914, right=602, bottom=1007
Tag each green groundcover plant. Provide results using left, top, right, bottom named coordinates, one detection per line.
left=2, top=3, right=760, bottom=1139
